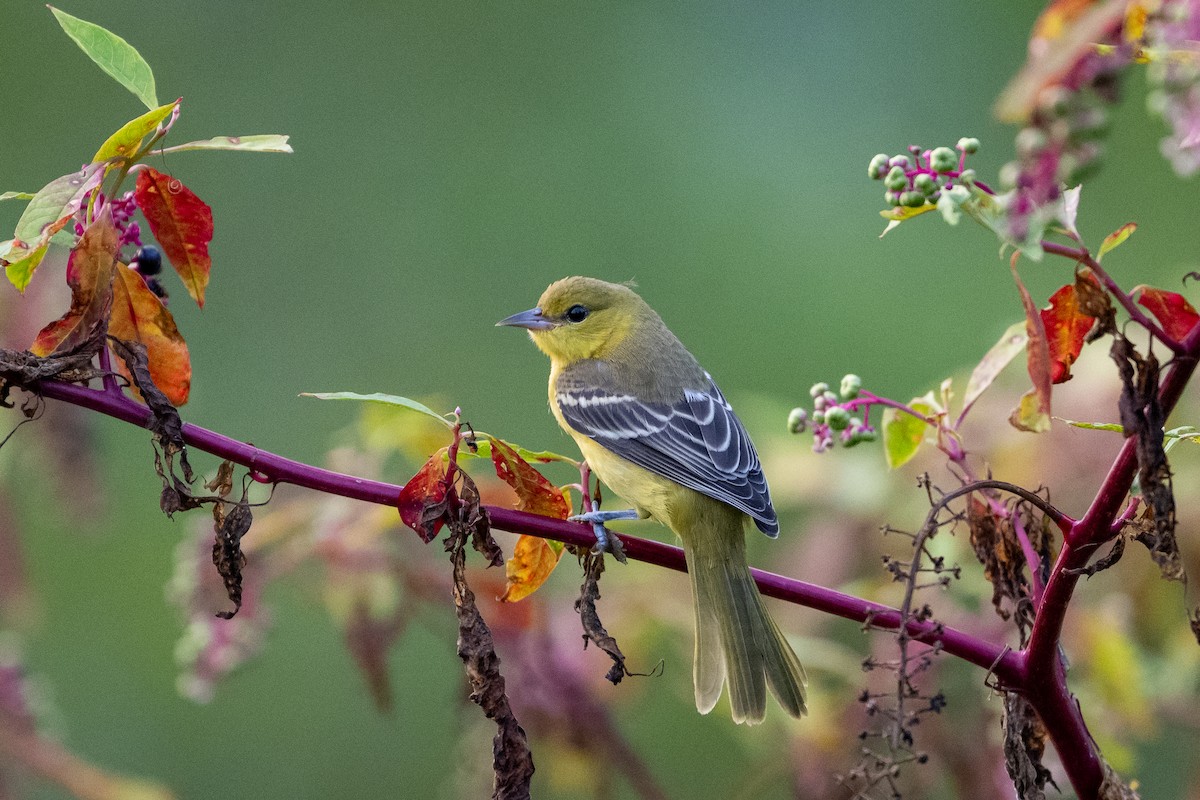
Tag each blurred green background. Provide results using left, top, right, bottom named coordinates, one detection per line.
left=3, top=1, right=1200, bottom=798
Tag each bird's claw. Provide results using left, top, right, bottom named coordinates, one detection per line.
left=569, top=507, right=636, bottom=564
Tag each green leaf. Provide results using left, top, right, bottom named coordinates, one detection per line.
left=4, top=241, right=51, bottom=293
left=882, top=392, right=938, bottom=469
left=0, top=192, right=34, bottom=202
left=1060, top=420, right=1200, bottom=452
left=961, top=321, right=1027, bottom=423
left=1061, top=419, right=1124, bottom=433
left=14, top=162, right=105, bottom=244
left=154, top=135, right=293, bottom=155
left=1097, top=222, right=1136, bottom=262
left=300, top=392, right=454, bottom=429
left=93, top=100, right=178, bottom=162
left=459, top=436, right=577, bottom=466
left=49, top=6, right=158, bottom=110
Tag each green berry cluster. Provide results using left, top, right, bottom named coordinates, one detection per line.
left=789, top=374, right=877, bottom=453
left=867, top=140, right=979, bottom=210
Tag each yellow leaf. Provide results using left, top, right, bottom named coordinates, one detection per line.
left=1008, top=388, right=1052, bottom=433
left=1097, top=222, right=1136, bottom=262
left=500, top=534, right=564, bottom=602
left=93, top=101, right=179, bottom=163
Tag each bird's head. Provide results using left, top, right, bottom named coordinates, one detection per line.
left=497, top=276, right=645, bottom=363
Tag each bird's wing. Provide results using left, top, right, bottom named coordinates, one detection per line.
left=558, top=372, right=779, bottom=536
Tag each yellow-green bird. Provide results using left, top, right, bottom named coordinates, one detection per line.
left=498, top=276, right=806, bottom=724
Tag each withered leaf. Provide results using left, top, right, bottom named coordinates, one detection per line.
left=213, top=501, right=252, bottom=619
left=1075, top=269, right=1115, bottom=341
left=968, top=497, right=1035, bottom=640
left=575, top=549, right=630, bottom=685
left=446, top=466, right=535, bottom=799
left=1110, top=335, right=1177, bottom=573
left=1002, top=692, right=1054, bottom=800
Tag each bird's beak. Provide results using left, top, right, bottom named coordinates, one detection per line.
left=495, top=307, right=558, bottom=331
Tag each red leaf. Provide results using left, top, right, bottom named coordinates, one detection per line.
left=134, top=167, right=213, bottom=308
left=30, top=208, right=119, bottom=356
left=396, top=448, right=449, bottom=542
left=1136, top=287, right=1200, bottom=342
left=488, top=436, right=570, bottom=520
left=1010, top=256, right=1053, bottom=431
left=109, top=262, right=192, bottom=405
left=1040, top=283, right=1095, bottom=384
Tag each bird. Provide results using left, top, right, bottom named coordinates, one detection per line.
left=497, top=276, right=806, bottom=724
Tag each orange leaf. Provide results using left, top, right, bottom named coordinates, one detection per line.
left=1040, top=283, right=1095, bottom=384
left=1136, top=286, right=1200, bottom=342
left=488, top=436, right=570, bottom=519
left=397, top=448, right=449, bottom=542
left=109, top=262, right=192, bottom=405
left=500, top=534, right=564, bottom=602
left=1010, top=255, right=1053, bottom=430
left=134, top=167, right=213, bottom=308
left=30, top=208, right=119, bottom=356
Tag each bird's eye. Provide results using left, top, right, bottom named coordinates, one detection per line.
left=564, top=304, right=590, bottom=323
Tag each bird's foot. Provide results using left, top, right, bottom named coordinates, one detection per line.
left=569, top=506, right=637, bottom=564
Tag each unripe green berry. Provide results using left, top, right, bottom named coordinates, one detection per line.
left=840, top=374, right=862, bottom=399
left=868, top=153, right=890, bottom=179
left=929, top=146, right=957, bottom=173
left=884, top=190, right=902, bottom=206
left=812, top=410, right=825, bottom=424
left=956, top=137, right=980, bottom=154
left=914, top=173, right=937, bottom=195
left=825, top=406, right=851, bottom=431
left=823, top=391, right=840, bottom=407
left=809, top=382, right=829, bottom=399
left=787, top=407, right=808, bottom=434
left=957, top=168, right=976, bottom=185
left=859, top=428, right=879, bottom=443
left=884, top=165, right=909, bottom=191
left=900, top=191, right=925, bottom=208
left=888, top=155, right=912, bottom=169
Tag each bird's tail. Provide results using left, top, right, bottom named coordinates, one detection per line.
left=682, top=514, right=807, bottom=725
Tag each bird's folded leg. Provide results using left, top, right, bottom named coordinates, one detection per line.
left=569, top=502, right=636, bottom=564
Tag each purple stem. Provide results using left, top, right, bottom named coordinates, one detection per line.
left=1018, top=318, right=1200, bottom=798
left=844, top=392, right=929, bottom=423
left=34, top=377, right=1020, bottom=685
left=35, top=306, right=1200, bottom=800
